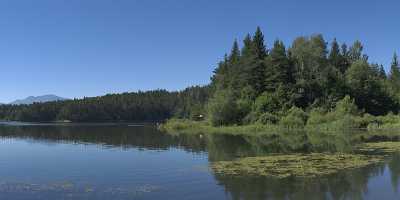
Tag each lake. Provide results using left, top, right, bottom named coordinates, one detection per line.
left=0, top=122, right=399, bottom=200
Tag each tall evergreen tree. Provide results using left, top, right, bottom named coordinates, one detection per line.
left=237, top=34, right=257, bottom=90
left=348, top=40, right=364, bottom=62
left=339, top=43, right=350, bottom=73
left=328, top=38, right=341, bottom=69
left=250, top=27, right=268, bottom=94
left=211, top=55, right=230, bottom=89
left=379, top=64, right=387, bottom=79
left=253, top=26, right=267, bottom=59
left=264, top=40, right=291, bottom=91
left=389, top=53, right=400, bottom=93
left=346, top=60, right=396, bottom=115
left=227, top=40, right=241, bottom=91
left=229, top=39, right=240, bottom=64
left=239, top=29, right=267, bottom=95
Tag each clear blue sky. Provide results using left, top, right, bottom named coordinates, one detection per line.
left=1, top=0, right=399, bottom=103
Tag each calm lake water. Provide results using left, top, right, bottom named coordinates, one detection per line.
left=0, top=122, right=399, bottom=200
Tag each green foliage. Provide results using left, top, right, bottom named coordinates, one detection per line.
left=306, top=96, right=361, bottom=130
left=346, top=60, right=398, bottom=115
left=306, top=107, right=329, bottom=126
left=348, top=40, right=367, bottom=62
left=253, top=85, right=293, bottom=115
left=254, top=92, right=280, bottom=114
left=280, top=106, right=308, bottom=128
left=264, top=40, right=293, bottom=91
left=334, top=95, right=359, bottom=116
left=257, top=112, right=279, bottom=125
left=389, top=53, right=400, bottom=93
left=0, top=87, right=210, bottom=122
left=207, top=89, right=242, bottom=126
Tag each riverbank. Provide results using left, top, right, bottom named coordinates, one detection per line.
left=159, top=119, right=282, bottom=136
left=160, top=118, right=400, bottom=140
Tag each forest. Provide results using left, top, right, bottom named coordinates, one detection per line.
left=205, top=27, right=400, bottom=127
left=0, top=86, right=209, bottom=122
left=1, top=27, right=400, bottom=126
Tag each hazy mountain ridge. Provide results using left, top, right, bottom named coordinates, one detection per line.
left=9, top=95, right=68, bottom=105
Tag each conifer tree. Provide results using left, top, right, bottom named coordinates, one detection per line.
left=239, top=31, right=266, bottom=95
left=253, top=26, right=267, bottom=59
left=264, top=40, right=291, bottom=91
left=339, top=43, right=350, bottom=73
left=328, top=38, right=341, bottom=69
left=389, top=53, right=400, bottom=92
left=250, top=27, right=268, bottom=94
left=348, top=40, right=364, bottom=62
left=379, top=65, right=386, bottom=79
left=237, top=34, right=257, bottom=89
left=229, top=39, right=240, bottom=64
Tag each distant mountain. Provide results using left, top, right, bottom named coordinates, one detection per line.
left=9, top=95, right=68, bottom=105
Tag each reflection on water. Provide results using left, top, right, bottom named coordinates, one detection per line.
left=0, top=123, right=399, bottom=199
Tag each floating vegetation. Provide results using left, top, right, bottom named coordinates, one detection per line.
left=211, top=142, right=400, bottom=179
left=212, top=153, right=382, bottom=178
left=357, top=142, right=400, bottom=154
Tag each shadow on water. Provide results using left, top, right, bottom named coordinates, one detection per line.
left=0, top=124, right=357, bottom=161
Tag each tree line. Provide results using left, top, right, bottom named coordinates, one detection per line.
left=0, top=86, right=209, bottom=122
left=1, top=27, right=399, bottom=124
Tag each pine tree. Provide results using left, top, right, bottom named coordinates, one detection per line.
left=251, top=27, right=267, bottom=94
left=229, top=39, right=240, bottom=64
left=389, top=53, right=400, bottom=92
left=253, top=26, right=267, bottom=59
left=264, top=40, right=291, bottom=91
left=328, top=38, right=341, bottom=69
left=379, top=65, right=386, bottom=79
left=239, top=30, right=266, bottom=95
left=237, top=34, right=257, bottom=89
left=348, top=40, right=364, bottom=62
left=339, top=43, right=350, bottom=73
left=227, top=40, right=241, bottom=91
left=211, top=54, right=230, bottom=89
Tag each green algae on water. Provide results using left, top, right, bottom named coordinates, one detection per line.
left=211, top=153, right=382, bottom=179
left=212, top=142, right=400, bottom=179
left=357, top=142, right=400, bottom=154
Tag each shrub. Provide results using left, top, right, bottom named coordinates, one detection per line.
left=257, top=112, right=280, bottom=125
left=306, top=107, right=329, bottom=127
left=334, top=95, right=359, bottom=117
left=254, top=92, right=281, bottom=114
left=242, top=111, right=260, bottom=125
left=357, top=113, right=378, bottom=128
left=280, top=106, right=307, bottom=128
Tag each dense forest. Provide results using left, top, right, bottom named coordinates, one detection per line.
left=0, top=86, right=209, bottom=122
left=206, top=27, right=400, bottom=126
left=1, top=27, right=400, bottom=124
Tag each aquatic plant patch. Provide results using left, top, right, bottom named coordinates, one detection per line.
left=357, top=142, right=400, bottom=154
left=211, top=153, right=382, bottom=178
left=212, top=142, right=400, bottom=178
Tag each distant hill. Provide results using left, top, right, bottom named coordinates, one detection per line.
left=9, top=95, right=68, bottom=105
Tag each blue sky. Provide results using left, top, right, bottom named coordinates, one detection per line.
left=1, top=0, right=399, bottom=103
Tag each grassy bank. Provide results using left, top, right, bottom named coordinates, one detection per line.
left=159, top=117, right=400, bottom=140
left=159, top=119, right=283, bottom=136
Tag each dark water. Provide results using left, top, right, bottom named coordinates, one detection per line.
left=0, top=122, right=399, bottom=200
